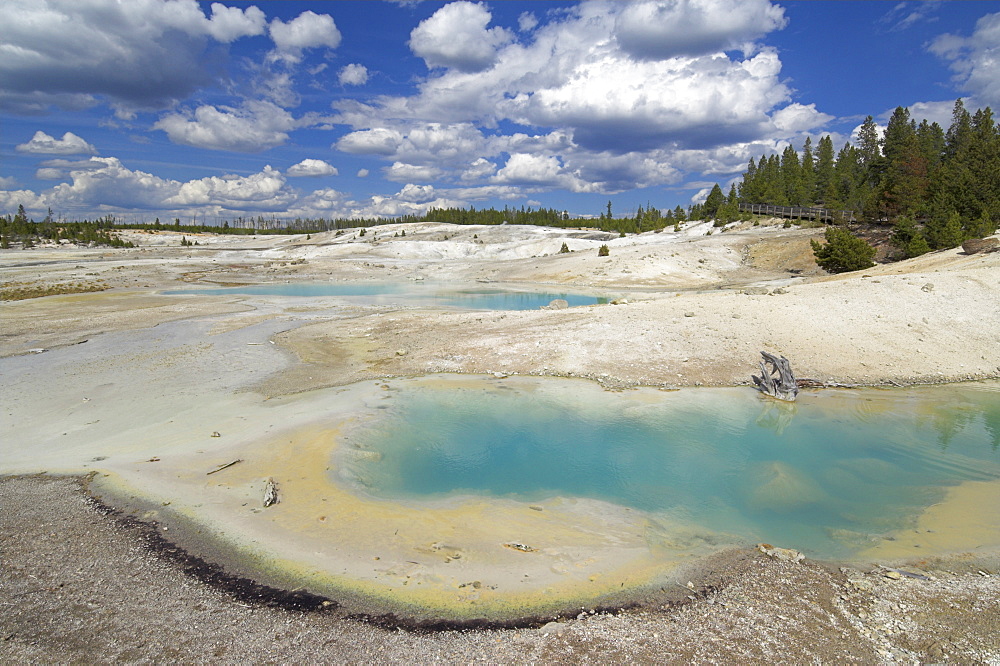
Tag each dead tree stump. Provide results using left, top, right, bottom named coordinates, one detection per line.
left=752, top=351, right=799, bottom=401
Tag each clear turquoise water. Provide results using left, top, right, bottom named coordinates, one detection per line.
left=166, top=282, right=607, bottom=310
left=341, top=379, right=1000, bottom=560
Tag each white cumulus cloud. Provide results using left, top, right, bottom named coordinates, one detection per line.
left=493, top=154, right=563, bottom=186
left=17, top=131, right=97, bottom=155
left=384, top=162, right=443, bottom=183
left=153, top=101, right=296, bottom=152
left=409, top=1, right=514, bottom=72
left=336, top=128, right=404, bottom=155
left=269, top=10, right=341, bottom=63
left=287, top=159, right=338, bottom=177
left=339, top=64, right=369, bottom=86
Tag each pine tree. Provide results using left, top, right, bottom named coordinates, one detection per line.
left=891, top=216, right=931, bottom=258
left=815, top=135, right=837, bottom=205
left=811, top=226, right=876, bottom=272
left=703, top=184, right=725, bottom=219
left=738, top=157, right=759, bottom=203
left=781, top=145, right=804, bottom=206
left=801, top=137, right=817, bottom=206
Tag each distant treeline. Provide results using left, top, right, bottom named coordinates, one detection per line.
left=0, top=207, right=133, bottom=249
left=2, top=200, right=733, bottom=248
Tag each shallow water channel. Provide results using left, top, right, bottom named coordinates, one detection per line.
left=338, top=377, right=1000, bottom=561
left=166, top=282, right=607, bottom=309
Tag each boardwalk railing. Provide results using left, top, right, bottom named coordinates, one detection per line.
left=738, top=203, right=856, bottom=223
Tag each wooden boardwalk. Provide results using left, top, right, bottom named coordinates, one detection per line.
left=738, top=203, right=856, bottom=223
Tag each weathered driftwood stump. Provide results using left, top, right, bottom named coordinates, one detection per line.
left=263, top=477, right=279, bottom=507
left=752, top=351, right=799, bottom=401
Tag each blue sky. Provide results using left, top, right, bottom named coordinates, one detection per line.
left=1, top=0, right=998, bottom=223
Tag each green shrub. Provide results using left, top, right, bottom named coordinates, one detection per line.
left=598, top=244, right=610, bottom=257
left=811, top=226, right=876, bottom=273
left=559, top=242, right=570, bottom=254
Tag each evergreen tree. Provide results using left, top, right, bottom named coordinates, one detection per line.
left=800, top=137, right=817, bottom=206
left=891, top=216, right=931, bottom=258
left=815, top=135, right=837, bottom=205
left=703, top=183, right=725, bottom=218
left=811, top=226, right=876, bottom=272
left=832, top=143, right=861, bottom=213
left=738, top=157, right=759, bottom=203
left=781, top=145, right=804, bottom=205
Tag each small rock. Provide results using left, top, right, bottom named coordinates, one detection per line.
left=538, top=621, right=568, bottom=636
left=847, top=578, right=875, bottom=593
left=545, top=299, right=569, bottom=310
left=883, top=570, right=903, bottom=580
left=610, top=298, right=629, bottom=305
left=921, top=283, right=934, bottom=293
left=211, top=431, right=221, bottom=438
left=684, top=311, right=695, bottom=317
left=742, top=286, right=770, bottom=296
left=757, top=543, right=804, bottom=562
left=773, top=287, right=788, bottom=294
left=395, top=349, right=407, bottom=356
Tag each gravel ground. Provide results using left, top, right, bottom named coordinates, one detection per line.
left=3, top=475, right=998, bottom=664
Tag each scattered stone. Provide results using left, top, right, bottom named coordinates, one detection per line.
left=962, top=237, right=999, bottom=254
left=210, top=431, right=221, bottom=438
left=883, top=570, right=903, bottom=580
left=847, top=578, right=875, bottom=593
left=610, top=298, right=629, bottom=305
left=503, top=542, right=537, bottom=553
left=921, top=283, right=934, bottom=293
left=538, top=621, right=569, bottom=636
left=493, top=371, right=509, bottom=378
left=757, top=543, right=805, bottom=562
left=772, top=287, right=789, bottom=294
left=742, top=286, right=770, bottom=295
left=684, top=311, right=695, bottom=317
left=395, top=349, right=407, bottom=356
left=544, top=299, right=569, bottom=310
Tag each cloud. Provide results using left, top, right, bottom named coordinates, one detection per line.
left=339, top=64, right=369, bottom=86
left=153, top=101, right=297, bottom=152
left=493, top=154, right=563, bottom=186
left=269, top=10, right=341, bottom=63
left=461, top=158, right=497, bottom=181
left=384, top=162, right=443, bottom=182
left=409, top=1, right=514, bottom=72
left=880, top=1, right=941, bottom=32
left=336, top=128, right=404, bottom=155
left=0, top=0, right=265, bottom=113
left=166, top=166, right=292, bottom=210
left=205, top=2, right=266, bottom=42
left=615, top=0, right=787, bottom=60
left=929, top=11, right=1000, bottom=107
left=16, top=131, right=97, bottom=155
left=35, top=158, right=106, bottom=180
left=771, top=103, right=833, bottom=133
left=518, top=12, right=538, bottom=33
left=396, top=183, right=437, bottom=203
left=357, top=169, right=370, bottom=178
left=0, top=176, right=18, bottom=189
left=287, top=159, right=338, bottom=177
